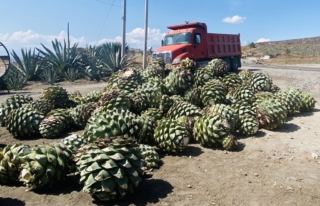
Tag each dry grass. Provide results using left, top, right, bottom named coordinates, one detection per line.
left=129, top=55, right=152, bottom=68
left=242, top=36, right=320, bottom=65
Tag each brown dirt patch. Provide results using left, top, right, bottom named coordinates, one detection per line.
left=1, top=75, right=320, bottom=206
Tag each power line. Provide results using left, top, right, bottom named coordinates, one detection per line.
left=98, top=0, right=115, bottom=40
left=95, top=0, right=121, bottom=7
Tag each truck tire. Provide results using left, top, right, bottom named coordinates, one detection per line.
left=223, top=58, right=232, bottom=72
left=231, top=57, right=239, bottom=72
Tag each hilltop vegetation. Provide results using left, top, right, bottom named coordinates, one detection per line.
left=242, top=36, right=320, bottom=64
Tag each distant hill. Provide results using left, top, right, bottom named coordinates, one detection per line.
left=242, top=36, right=320, bottom=57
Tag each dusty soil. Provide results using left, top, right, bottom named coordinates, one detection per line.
left=1, top=69, right=320, bottom=206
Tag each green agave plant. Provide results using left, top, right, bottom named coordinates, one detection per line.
left=2, top=65, right=27, bottom=90
left=96, top=42, right=133, bottom=73
left=37, top=39, right=84, bottom=81
left=79, top=45, right=107, bottom=81
left=6, top=40, right=135, bottom=87
left=10, top=48, right=41, bottom=81
left=39, top=62, right=59, bottom=85
left=63, top=67, right=82, bottom=82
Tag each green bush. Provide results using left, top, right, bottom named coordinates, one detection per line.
left=248, top=42, right=256, bottom=48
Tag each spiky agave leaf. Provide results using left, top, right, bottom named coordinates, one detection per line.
left=39, top=116, right=65, bottom=139
left=70, top=102, right=97, bottom=129
left=23, top=100, right=55, bottom=115
left=139, top=144, right=160, bottom=169
left=46, top=108, right=73, bottom=131
left=61, top=134, right=87, bottom=153
left=194, top=67, right=214, bottom=87
left=184, top=87, right=203, bottom=108
left=83, top=109, right=140, bottom=143
left=238, top=69, right=252, bottom=82
left=74, top=136, right=145, bottom=201
left=222, top=73, right=242, bottom=91
left=10, top=48, right=41, bottom=81
left=154, top=118, right=190, bottom=153
left=249, top=73, right=273, bottom=93
left=0, top=144, right=31, bottom=184
left=299, top=92, right=316, bottom=112
left=207, top=58, right=228, bottom=77
left=233, top=85, right=256, bottom=103
left=40, top=86, right=70, bottom=109
left=19, top=143, right=73, bottom=189
left=136, top=115, right=156, bottom=145
left=98, top=90, right=131, bottom=110
left=6, top=106, right=44, bottom=138
left=256, top=98, right=287, bottom=130
left=193, top=114, right=233, bottom=149
left=85, top=91, right=102, bottom=103
left=236, top=114, right=259, bottom=136
left=164, top=67, right=193, bottom=95
left=200, top=79, right=227, bottom=106
left=180, top=57, right=197, bottom=73
left=202, top=103, right=238, bottom=131
left=166, top=101, right=202, bottom=120
left=276, top=88, right=302, bottom=115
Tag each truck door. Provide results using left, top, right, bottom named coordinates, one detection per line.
left=191, top=31, right=206, bottom=60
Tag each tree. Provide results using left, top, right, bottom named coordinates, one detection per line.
left=248, top=42, right=256, bottom=48
left=285, top=48, right=291, bottom=55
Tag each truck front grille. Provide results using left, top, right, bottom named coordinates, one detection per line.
left=152, top=52, right=171, bottom=64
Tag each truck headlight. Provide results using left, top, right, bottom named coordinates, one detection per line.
left=172, top=58, right=181, bottom=64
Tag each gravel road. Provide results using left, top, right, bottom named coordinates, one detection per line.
left=241, top=64, right=320, bottom=98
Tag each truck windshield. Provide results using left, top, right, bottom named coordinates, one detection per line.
left=163, top=32, right=191, bottom=46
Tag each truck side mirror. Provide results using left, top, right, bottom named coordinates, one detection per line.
left=161, top=40, right=164, bottom=46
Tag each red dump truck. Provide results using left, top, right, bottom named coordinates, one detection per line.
left=152, top=22, right=242, bottom=71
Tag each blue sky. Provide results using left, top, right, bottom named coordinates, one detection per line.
left=0, top=0, right=320, bottom=55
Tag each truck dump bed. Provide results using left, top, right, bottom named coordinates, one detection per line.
left=206, top=33, right=241, bottom=58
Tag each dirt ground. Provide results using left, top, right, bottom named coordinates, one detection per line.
left=0, top=68, right=320, bottom=206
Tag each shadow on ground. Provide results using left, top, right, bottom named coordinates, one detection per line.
left=177, top=145, right=204, bottom=157
left=236, top=130, right=267, bottom=139
left=0, top=197, right=25, bottom=206
left=33, top=176, right=82, bottom=195
left=276, top=123, right=301, bottom=133
left=190, top=142, right=246, bottom=153
left=158, top=145, right=204, bottom=159
left=94, top=178, right=173, bottom=206
left=253, top=130, right=267, bottom=138
left=286, top=109, right=319, bottom=121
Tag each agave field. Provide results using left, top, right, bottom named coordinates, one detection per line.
left=0, top=39, right=133, bottom=92
left=258, top=44, right=320, bottom=57
left=0, top=56, right=318, bottom=204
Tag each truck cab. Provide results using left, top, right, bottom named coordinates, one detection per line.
left=152, top=22, right=242, bottom=72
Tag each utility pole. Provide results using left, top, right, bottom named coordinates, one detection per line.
left=67, top=22, right=70, bottom=54
left=121, top=0, right=126, bottom=58
left=142, top=0, right=148, bottom=69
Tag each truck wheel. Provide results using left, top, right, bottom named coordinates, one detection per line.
left=231, top=57, right=239, bottom=72
left=223, top=58, right=232, bottom=72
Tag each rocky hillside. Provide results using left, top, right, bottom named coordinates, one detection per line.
left=242, top=36, right=320, bottom=58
